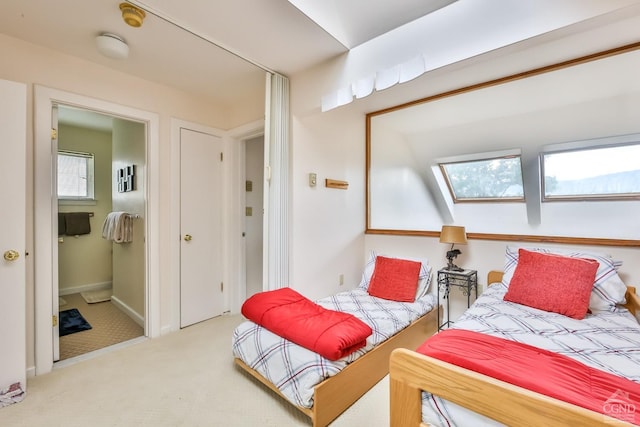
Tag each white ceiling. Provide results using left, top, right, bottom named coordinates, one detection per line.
left=0, top=0, right=458, bottom=126
left=286, top=0, right=457, bottom=48
left=1, top=0, right=639, bottom=128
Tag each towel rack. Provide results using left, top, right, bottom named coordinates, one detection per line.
left=66, top=211, right=93, bottom=217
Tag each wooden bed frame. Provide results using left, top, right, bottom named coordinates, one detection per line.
left=389, top=270, right=640, bottom=427
left=234, top=304, right=440, bottom=427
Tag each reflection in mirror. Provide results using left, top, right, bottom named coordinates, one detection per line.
left=367, top=44, right=640, bottom=243
left=541, top=143, right=640, bottom=201
left=136, top=6, right=266, bottom=126
left=440, top=155, right=524, bottom=202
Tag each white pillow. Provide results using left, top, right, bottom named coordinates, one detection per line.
left=359, top=250, right=432, bottom=300
left=502, top=245, right=626, bottom=312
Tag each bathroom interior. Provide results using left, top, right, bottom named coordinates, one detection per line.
left=56, top=106, right=146, bottom=361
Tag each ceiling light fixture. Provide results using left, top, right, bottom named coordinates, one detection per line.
left=119, top=2, right=146, bottom=28
left=95, top=33, right=129, bottom=60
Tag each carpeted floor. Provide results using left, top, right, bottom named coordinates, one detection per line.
left=0, top=314, right=390, bottom=427
left=59, top=293, right=144, bottom=360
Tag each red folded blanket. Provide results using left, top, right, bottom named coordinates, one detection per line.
left=241, top=287, right=372, bottom=360
left=417, top=329, right=640, bottom=424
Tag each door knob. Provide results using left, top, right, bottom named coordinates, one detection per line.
left=3, top=250, right=19, bottom=262
left=184, top=234, right=192, bottom=242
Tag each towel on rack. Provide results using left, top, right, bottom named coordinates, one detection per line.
left=102, top=212, right=134, bottom=243
left=58, top=213, right=67, bottom=236
left=64, top=212, right=91, bottom=235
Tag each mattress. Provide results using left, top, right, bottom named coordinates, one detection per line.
left=422, top=282, right=640, bottom=426
left=232, top=288, right=436, bottom=408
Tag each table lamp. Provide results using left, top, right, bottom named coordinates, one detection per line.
left=439, top=225, right=468, bottom=271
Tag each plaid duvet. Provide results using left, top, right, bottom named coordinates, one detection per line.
left=422, top=282, right=640, bottom=426
left=232, top=288, right=436, bottom=408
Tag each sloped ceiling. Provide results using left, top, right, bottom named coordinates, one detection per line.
left=1, top=0, right=639, bottom=119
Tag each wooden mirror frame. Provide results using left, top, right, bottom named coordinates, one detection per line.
left=365, top=42, right=640, bottom=248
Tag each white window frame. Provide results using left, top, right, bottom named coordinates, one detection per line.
left=541, top=137, right=640, bottom=202
left=57, top=150, right=95, bottom=201
left=438, top=149, right=525, bottom=203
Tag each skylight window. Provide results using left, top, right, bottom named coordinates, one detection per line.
left=542, top=143, right=640, bottom=201
left=440, top=155, right=524, bottom=202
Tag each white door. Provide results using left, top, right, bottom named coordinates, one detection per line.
left=180, top=128, right=224, bottom=327
left=0, top=79, right=27, bottom=394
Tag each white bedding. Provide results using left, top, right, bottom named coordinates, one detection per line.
left=422, top=282, right=640, bottom=427
left=232, top=288, right=436, bottom=408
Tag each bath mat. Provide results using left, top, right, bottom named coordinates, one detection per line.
left=81, top=289, right=112, bottom=304
left=59, top=309, right=92, bottom=336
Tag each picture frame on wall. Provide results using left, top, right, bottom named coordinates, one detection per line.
left=117, top=164, right=135, bottom=192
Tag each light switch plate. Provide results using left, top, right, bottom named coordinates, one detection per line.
left=309, top=173, right=317, bottom=187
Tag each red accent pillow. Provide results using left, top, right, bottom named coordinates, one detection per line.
left=367, top=256, right=421, bottom=302
left=503, top=249, right=599, bottom=319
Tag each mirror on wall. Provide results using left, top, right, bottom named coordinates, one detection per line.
left=366, top=44, right=640, bottom=242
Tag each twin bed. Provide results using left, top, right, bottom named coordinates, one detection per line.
left=232, top=253, right=439, bottom=426
left=391, top=246, right=640, bottom=426
left=233, top=246, right=640, bottom=427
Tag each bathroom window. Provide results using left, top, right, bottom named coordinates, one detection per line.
left=58, top=150, right=95, bottom=200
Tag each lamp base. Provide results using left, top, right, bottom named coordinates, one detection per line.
left=444, top=248, right=464, bottom=272
left=444, top=263, right=464, bottom=272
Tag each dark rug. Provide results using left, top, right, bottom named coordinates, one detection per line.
left=59, top=308, right=92, bottom=336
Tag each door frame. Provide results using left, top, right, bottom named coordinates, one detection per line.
left=240, top=134, right=266, bottom=300
left=169, top=119, right=229, bottom=330
left=170, top=118, right=264, bottom=329
left=228, top=120, right=265, bottom=313
left=34, top=86, right=161, bottom=375
left=177, top=127, right=225, bottom=327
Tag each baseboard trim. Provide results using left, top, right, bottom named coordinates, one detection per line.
left=26, top=366, right=36, bottom=378
left=59, top=281, right=112, bottom=296
left=110, top=295, right=144, bottom=328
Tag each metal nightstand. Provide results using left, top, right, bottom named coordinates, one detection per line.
left=437, top=268, right=478, bottom=330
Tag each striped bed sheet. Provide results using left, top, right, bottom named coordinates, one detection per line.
left=232, top=288, right=436, bottom=408
left=422, top=282, right=640, bottom=426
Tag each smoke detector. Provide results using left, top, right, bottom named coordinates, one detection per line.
left=119, top=3, right=146, bottom=28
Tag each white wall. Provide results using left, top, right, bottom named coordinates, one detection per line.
left=288, top=107, right=368, bottom=300
left=288, top=8, right=640, bottom=302
left=0, top=33, right=263, bottom=372
left=5, top=4, right=640, bottom=375
left=57, top=124, right=113, bottom=292
left=111, top=118, right=146, bottom=320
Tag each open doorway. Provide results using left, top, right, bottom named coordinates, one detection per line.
left=34, top=85, right=161, bottom=375
left=244, top=135, right=264, bottom=299
left=55, top=106, right=145, bottom=361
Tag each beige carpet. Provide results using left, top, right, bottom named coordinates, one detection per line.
left=0, top=314, right=390, bottom=427
left=59, top=293, right=143, bottom=360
